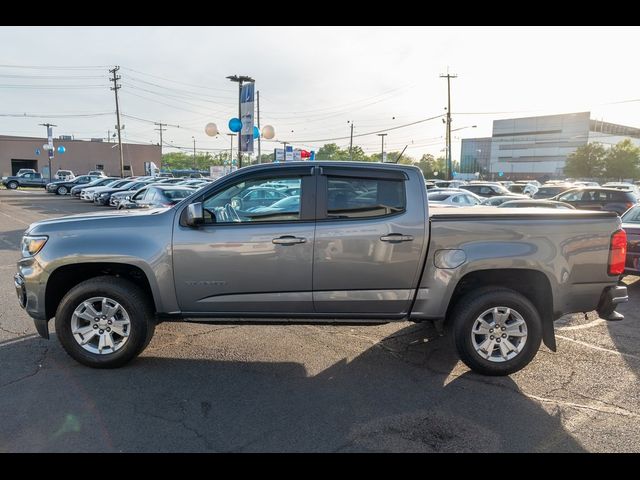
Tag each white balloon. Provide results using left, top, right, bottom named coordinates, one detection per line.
left=204, top=122, right=219, bottom=137
left=261, top=125, right=275, bottom=140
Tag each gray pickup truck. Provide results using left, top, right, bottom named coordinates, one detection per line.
left=2, top=172, right=48, bottom=189
left=14, top=162, right=628, bottom=375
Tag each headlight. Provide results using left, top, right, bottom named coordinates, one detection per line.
left=21, top=235, right=48, bottom=257
left=99, top=192, right=109, bottom=198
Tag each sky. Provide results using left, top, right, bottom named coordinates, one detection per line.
left=1, top=26, right=639, bottom=161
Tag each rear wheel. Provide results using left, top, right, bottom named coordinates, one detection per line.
left=7, top=181, right=18, bottom=189
left=56, top=185, right=68, bottom=195
left=55, top=276, right=156, bottom=368
left=451, top=287, right=542, bottom=376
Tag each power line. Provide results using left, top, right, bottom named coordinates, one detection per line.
left=0, top=64, right=109, bottom=69
left=282, top=114, right=445, bottom=143
left=0, top=112, right=113, bottom=118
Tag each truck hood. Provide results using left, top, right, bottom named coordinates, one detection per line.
left=26, top=207, right=170, bottom=234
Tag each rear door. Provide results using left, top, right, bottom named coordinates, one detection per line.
left=313, top=166, right=426, bottom=315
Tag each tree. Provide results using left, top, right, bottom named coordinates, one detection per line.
left=604, top=139, right=640, bottom=180
left=317, top=143, right=349, bottom=160
left=564, top=143, right=607, bottom=179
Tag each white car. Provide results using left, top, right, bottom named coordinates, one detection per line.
left=80, top=179, right=128, bottom=201
left=427, top=189, right=482, bottom=207
left=54, top=169, right=75, bottom=181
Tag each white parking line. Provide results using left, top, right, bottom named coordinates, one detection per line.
left=556, top=334, right=640, bottom=362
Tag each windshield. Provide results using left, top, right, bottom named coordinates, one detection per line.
left=622, top=206, right=640, bottom=223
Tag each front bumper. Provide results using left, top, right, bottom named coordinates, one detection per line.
left=596, top=285, right=628, bottom=321
left=14, top=271, right=49, bottom=338
left=94, top=195, right=110, bottom=205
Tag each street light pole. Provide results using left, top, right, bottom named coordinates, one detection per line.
left=348, top=120, right=354, bottom=160
left=226, top=75, right=255, bottom=169
left=226, top=133, right=234, bottom=172
left=377, top=133, right=387, bottom=162
left=39, top=123, right=56, bottom=183
left=192, top=136, right=196, bottom=170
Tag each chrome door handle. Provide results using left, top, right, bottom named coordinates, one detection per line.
left=380, top=234, right=414, bottom=243
left=272, top=236, right=307, bottom=245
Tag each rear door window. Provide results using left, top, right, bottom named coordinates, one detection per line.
left=325, top=176, right=405, bottom=219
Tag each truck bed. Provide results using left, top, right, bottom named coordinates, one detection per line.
left=428, top=206, right=618, bottom=220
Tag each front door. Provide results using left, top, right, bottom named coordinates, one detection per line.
left=313, top=167, right=426, bottom=315
left=173, top=168, right=316, bottom=314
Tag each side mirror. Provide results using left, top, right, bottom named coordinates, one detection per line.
left=186, top=202, right=204, bottom=227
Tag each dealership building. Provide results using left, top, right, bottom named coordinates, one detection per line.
left=0, top=135, right=161, bottom=178
left=460, top=112, right=640, bottom=180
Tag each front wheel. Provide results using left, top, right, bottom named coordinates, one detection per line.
left=7, top=181, right=18, bottom=189
left=451, top=287, right=542, bottom=376
left=55, top=276, right=156, bottom=368
left=56, top=185, right=68, bottom=195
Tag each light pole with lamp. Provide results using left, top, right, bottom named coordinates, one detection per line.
left=226, top=133, right=235, bottom=174
left=450, top=125, right=476, bottom=177
left=192, top=136, right=197, bottom=171
left=226, top=75, right=255, bottom=169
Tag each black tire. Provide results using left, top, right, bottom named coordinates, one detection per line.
left=55, top=276, right=156, bottom=368
left=7, top=181, right=18, bottom=190
left=451, top=287, right=542, bottom=376
left=56, top=185, right=68, bottom=195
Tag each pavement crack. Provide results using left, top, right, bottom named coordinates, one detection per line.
left=0, top=346, right=49, bottom=389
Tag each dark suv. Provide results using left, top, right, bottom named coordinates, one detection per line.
left=552, top=187, right=638, bottom=215
left=460, top=183, right=512, bottom=197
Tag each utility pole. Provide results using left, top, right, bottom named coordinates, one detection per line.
left=39, top=123, right=56, bottom=183
left=282, top=141, right=288, bottom=162
left=377, top=133, right=387, bottom=162
left=257, top=90, right=261, bottom=163
left=192, top=136, right=197, bottom=170
left=348, top=121, right=354, bottom=160
left=440, top=71, right=457, bottom=180
left=109, top=66, right=125, bottom=178
left=226, top=133, right=234, bottom=173
left=154, top=122, right=167, bottom=154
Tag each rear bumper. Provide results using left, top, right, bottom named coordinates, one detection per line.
left=596, top=285, right=628, bottom=321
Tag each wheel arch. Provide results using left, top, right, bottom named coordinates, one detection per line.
left=45, top=262, right=157, bottom=321
left=445, top=269, right=556, bottom=351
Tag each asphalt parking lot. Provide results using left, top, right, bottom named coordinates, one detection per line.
left=1, top=188, right=639, bottom=452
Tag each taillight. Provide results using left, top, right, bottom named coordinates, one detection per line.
left=608, top=229, right=627, bottom=275
left=626, top=202, right=634, bottom=210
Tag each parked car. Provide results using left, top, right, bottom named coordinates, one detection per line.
left=71, top=177, right=120, bottom=197
left=2, top=172, right=48, bottom=189
left=46, top=175, right=100, bottom=195
left=621, top=205, right=640, bottom=274
left=92, top=180, right=157, bottom=205
left=573, top=181, right=600, bottom=187
left=427, top=189, right=482, bottom=206
left=87, top=170, right=107, bottom=177
left=54, top=170, right=75, bottom=181
left=533, top=184, right=574, bottom=199
left=433, top=180, right=468, bottom=189
left=108, top=181, right=159, bottom=207
left=508, top=183, right=538, bottom=197
left=480, top=195, right=529, bottom=206
left=552, top=187, right=638, bottom=215
left=117, top=185, right=195, bottom=209
left=498, top=200, right=575, bottom=209
left=602, top=182, right=640, bottom=197
left=81, top=179, right=132, bottom=201
left=460, top=183, right=514, bottom=198
left=15, top=162, right=627, bottom=375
